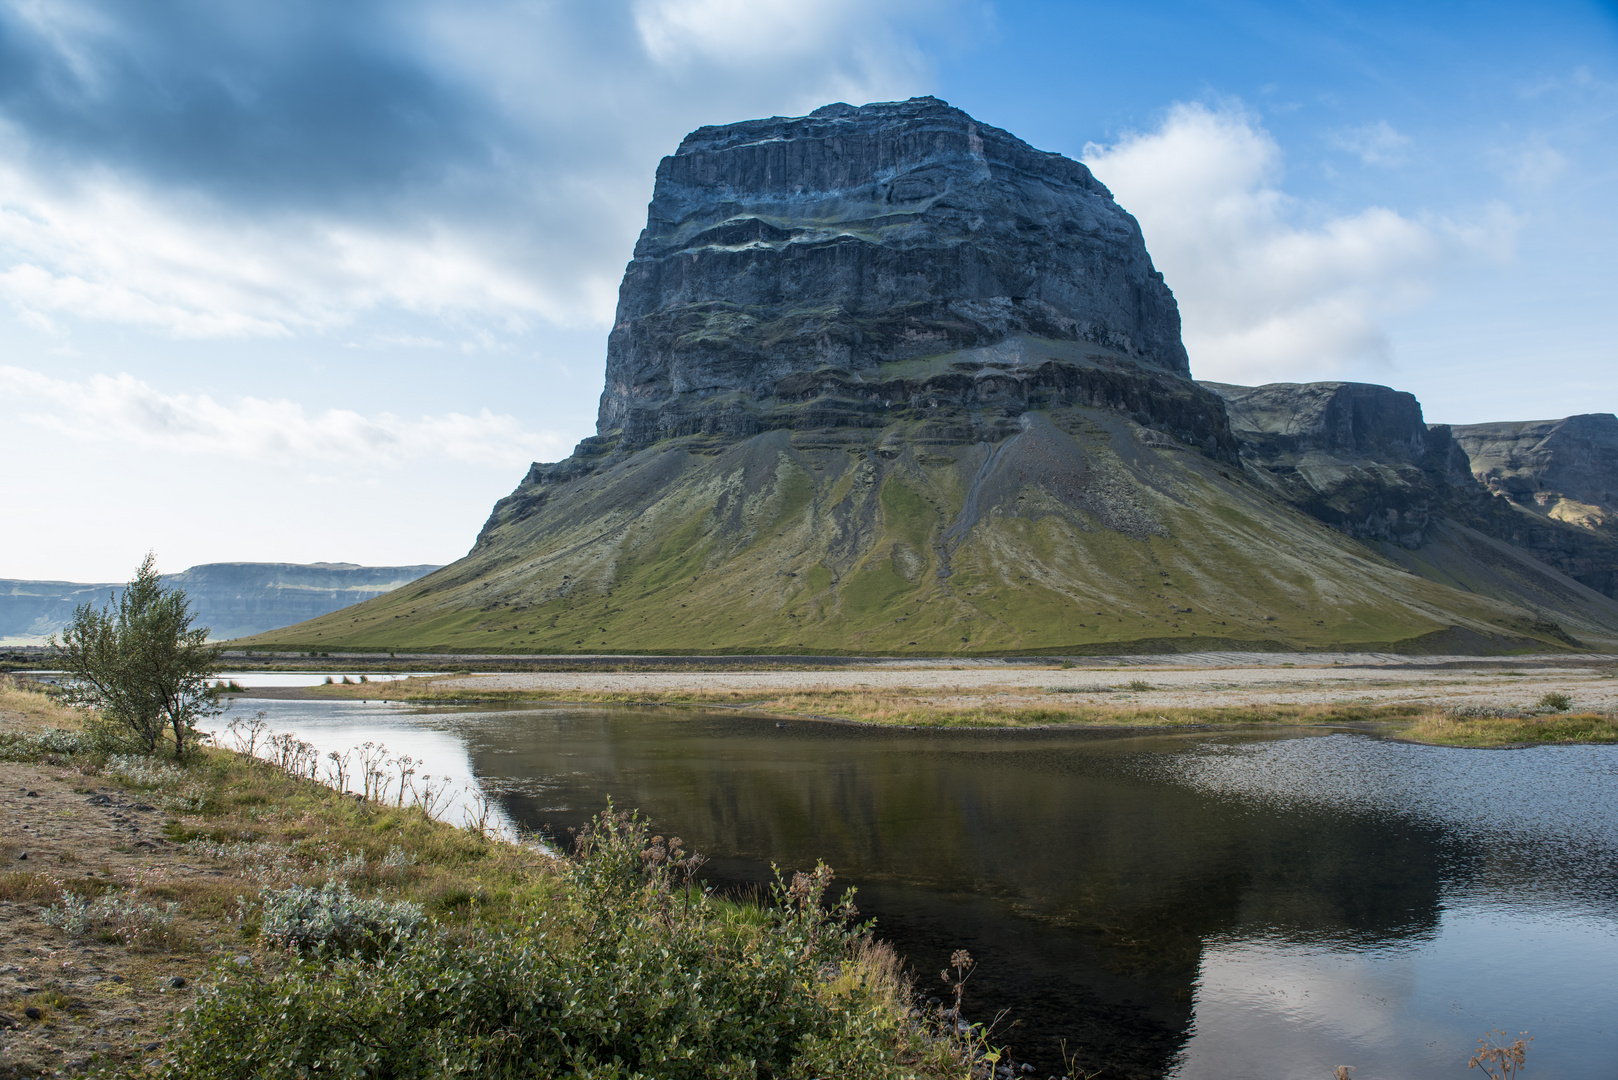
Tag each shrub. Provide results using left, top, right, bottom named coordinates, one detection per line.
left=164, top=809, right=925, bottom=1079
left=106, top=754, right=187, bottom=788
left=1445, top=704, right=1525, bottom=720
left=39, top=889, right=179, bottom=948
left=1126, top=679, right=1153, bottom=692
left=1537, top=692, right=1572, bottom=712
left=0, top=727, right=94, bottom=762
left=257, top=881, right=424, bottom=955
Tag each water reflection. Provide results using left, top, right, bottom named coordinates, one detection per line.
left=241, top=699, right=1618, bottom=1079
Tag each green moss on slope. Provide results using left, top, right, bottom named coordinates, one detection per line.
left=239, top=407, right=1612, bottom=655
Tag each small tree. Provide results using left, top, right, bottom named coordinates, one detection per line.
left=52, top=553, right=222, bottom=757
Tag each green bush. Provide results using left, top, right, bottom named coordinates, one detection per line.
left=161, top=810, right=920, bottom=1079
left=1538, top=692, right=1572, bottom=713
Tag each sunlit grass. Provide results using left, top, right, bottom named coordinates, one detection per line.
left=1399, top=712, right=1618, bottom=748
left=311, top=677, right=1435, bottom=730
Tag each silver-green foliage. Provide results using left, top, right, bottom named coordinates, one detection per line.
left=40, top=889, right=177, bottom=946
left=105, top=753, right=187, bottom=787
left=257, top=881, right=424, bottom=955
left=0, top=726, right=93, bottom=761
left=51, top=552, right=222, bottom=757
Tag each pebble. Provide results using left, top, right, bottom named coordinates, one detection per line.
left=169, top=975, right=187, bottom=988
left=24, top=1006, right=43, bottom=1020
left=232, top=954, right=251, bottom=967
left=144, top=1042, right=161, bottom=1052
left=26, top=790, right=38, bottom=797
left=16, top=851, right=26, bottom=860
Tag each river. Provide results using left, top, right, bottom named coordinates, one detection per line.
left=223, top=697, right=1618, bottom=1080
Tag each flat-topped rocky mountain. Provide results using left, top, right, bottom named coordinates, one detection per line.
left=0, top=562, right=440, bottom=644
left=1452, top=415, right=1618, bottom=531
left=597, top=96, right=1192, bottom=452
left=243, top=100, right=1618, bottom=656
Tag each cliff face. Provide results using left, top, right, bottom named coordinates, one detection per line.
left=1452, top=415, right=1618, bottom=529
left=1205, top=381, right=1446, bottom=549
left=597, top=97, right=1191, bottom=449
left=1449, top=414, right=1618, bottom=598
left=1207, top=381, right=1618, bottom=601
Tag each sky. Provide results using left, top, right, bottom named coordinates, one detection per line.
left=2, top=0, right=1615, bottom=582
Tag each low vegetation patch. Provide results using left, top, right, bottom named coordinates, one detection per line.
left=163, top=811, right=954, bottom=1080
left=0, top=676, right=979, bottom=1078
left=1400, top=710, right=1618, bottom=748
left=313, top=677, right=1434, bottom=731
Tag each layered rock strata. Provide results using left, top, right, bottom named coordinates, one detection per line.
left=596, top=96, right=1191, bottom=451
left=1207, top=381, right=1618, bottom=600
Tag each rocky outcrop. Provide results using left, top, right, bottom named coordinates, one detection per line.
left=1207, top=381, right=1618, bottom=599
left=597, top=97, right=1190, bottom=449
left=1204, top=381, right=1446, bottom=548
left=1451, top=415, right=1618, bottom=529
left=1447, top=415, right=1618, bottom=597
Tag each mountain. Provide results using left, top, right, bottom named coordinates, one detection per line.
left=239, top=98, right=1618, bottom=655
left=1206, top=381, right=1618, bottom=646
left=0, top=562, right=441, bottom=644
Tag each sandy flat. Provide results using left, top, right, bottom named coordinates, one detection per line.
left=435, top=654, right=1618, bottom=713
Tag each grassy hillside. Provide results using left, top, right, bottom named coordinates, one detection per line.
left=239, top=403, right=1618, bottom=655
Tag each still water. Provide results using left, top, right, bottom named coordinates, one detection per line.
left=233, top=698, right=1618, bottom=1080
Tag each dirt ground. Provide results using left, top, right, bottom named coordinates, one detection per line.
left=0, top=729, right=264, bottom=1077
left=437, top=654, right=1618, bottom=714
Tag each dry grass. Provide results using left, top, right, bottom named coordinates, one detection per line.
left=311, top=677, right=1430, bottom=730
left=0, top=675, right=83, bottom=732
left=1399, top=711, right=1618, bottom=748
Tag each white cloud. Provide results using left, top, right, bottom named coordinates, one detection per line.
left=1083, top=103, right=1516, bottom=384
left=0, top=365, right=569, bottom=468
left=636, top=0, right=854, bottom=64
left=0, top=145, right=593, bottom=339
left=0, top=1, right=950, bottom=343
left=1329, top=119, right=1411, bottom=166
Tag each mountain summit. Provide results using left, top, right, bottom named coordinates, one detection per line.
left=599, top=96, right=1189, bottom=449
left=243, top=100, right=1618, bottom=655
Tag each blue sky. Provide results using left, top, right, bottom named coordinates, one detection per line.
left=2, top=0, right=1614, bottom=580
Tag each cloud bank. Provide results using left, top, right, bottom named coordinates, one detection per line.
left=0, top=0, right=956, bottom=340
left=0, top=365, right=569, bottom=468
left=1084, top=103, right=1515, bottom=384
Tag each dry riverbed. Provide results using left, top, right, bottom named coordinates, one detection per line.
left=309, top=654, right=1618, bottom=745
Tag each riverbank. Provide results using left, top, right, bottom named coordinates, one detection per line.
left=0, top=679, right=961, bottom=1079
left=296, top=658, right=1618, bottom=746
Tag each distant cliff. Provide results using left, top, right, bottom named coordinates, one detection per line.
left=1206, top=380, right=1618, bottom=601
left=0, top=562, right=441, bottom=644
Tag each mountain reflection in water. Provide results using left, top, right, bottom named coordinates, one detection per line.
left=244, top=700, right=1618, bottom=1080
